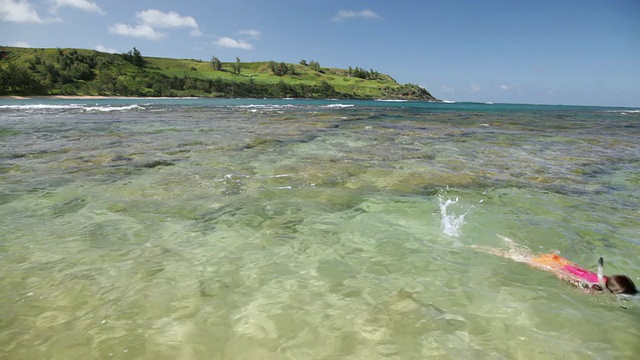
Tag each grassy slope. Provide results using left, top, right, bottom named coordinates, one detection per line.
left=0, top=46, right=438, bottom=100
left=145, top=57, right=402, bottom=98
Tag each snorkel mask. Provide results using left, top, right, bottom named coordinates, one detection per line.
left=598, top=257, right=639, bottom=309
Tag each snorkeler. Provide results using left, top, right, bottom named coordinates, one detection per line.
left=472, top=235, right=638, bottom=295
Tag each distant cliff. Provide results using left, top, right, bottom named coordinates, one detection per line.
left=0, top=46, right=439, bottom=101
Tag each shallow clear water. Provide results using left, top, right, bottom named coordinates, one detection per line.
left=1, top=98, right=639, bottom=359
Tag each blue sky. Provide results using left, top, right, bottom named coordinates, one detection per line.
left=1, top=0, right=639, bottom=106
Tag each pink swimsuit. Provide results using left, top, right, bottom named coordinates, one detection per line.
left=530, top=253, right=605, bottom=287
left=563, top=264, right=601, bottom=284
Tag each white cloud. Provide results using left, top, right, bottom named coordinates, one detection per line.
left=439, top=85, right=455, bottom=94
left=332, top=9, right=379, bottom=22
left=109, top=23, right=165, bottom=40
left=109, top=9, right=200, bottom=40
left=215, top=36, right=253, bottom=50
left=470, top=83, right=482, bottom=93
left=497, top=83, right=525, bottom=94
left=213, top=29, right=260, bottom=50
left=136, top=9, right=197, bottom=29
left=95, top=44, right=118, bottom=53
left=10, top=41, right=31, bottom=47
left=238, top=29, right=261, bottom=39
left=1, top=0, right=98, bottom=23
left=0, top=0, right=44, bottom=23
left=50, top=0, right=103, bottom=14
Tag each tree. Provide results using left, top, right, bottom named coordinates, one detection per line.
left=0, top=67, right=8, bottom=95
left=233, top=57, right=241, bottom=75
left=350, top=66, right=382, bottom=80
left=268, top=61, right=278, bottom=75
left=248, top=76, right=256, bottom=92
left=309, top=60, right=321, bottom=72
left=132, top=48, right=144, bottom=67
left=317, top=81, right=337, bottom=97
left=210, top=56, right=222, bottom=70
left=269, top=61, right=294, bottom=76
left=123, top=47, right=144, bottom=68
left=299, top=59, right=307, bottom=66
left=95, top=69, right=117, bottom=94
left=274, top=79, right=292, bottom=97
left=4, top=62, right=38, bottom=93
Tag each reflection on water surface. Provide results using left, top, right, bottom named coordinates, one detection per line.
left=1, top=99, right=639, bottom=359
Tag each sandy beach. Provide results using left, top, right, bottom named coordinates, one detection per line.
left=0, top=95, right=205, bottom=101
left=1, top=95, right=119, bottom=100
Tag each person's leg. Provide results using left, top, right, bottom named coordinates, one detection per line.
left=471, top=235, right=534, bottom=263
left=470, top=245, right=512, bottom=258
left=497, top=235, right=534, bottom=260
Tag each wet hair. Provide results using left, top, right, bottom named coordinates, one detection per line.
left=606, top=275, right=638, bottom=295
left=598, top=257, right=638, bottom=296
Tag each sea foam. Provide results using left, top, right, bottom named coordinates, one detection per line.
left=0, top=104, right=144, bottom=112
left=438, top=194, right=467, bottom=238
left=325, top=104, right=354, bottom=108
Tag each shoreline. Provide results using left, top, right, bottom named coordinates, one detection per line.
left=0, top=95, right=441, bottom=102
left=0, top=95, right=151, bottom=100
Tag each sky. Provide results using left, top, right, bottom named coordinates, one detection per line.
left=1, top=0, right=639, bottom=107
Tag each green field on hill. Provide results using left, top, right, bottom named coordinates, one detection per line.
left=0, top=46, right=438, bottom=100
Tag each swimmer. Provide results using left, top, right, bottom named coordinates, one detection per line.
left=472, top=235, right=638, bottom=295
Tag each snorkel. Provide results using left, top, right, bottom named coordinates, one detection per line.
left=597, top=257, right=639, bottom=308
left=597, top=257, right=607, bottom=291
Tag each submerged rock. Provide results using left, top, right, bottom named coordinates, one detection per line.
left=110, top=155, right=134, bottom=162
left=140, top=160, right=176, bottom=168
left=50, top=196, right=88, bottom=217
left=241, top=138, right=282, bottom=150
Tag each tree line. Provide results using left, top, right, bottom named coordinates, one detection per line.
left=0, top=47, right=436, bottom=100
left=347, top=66, right=383, bottom=80
left=0, top=48, right=344, bottom=98
left=0, top=48, right=98, bottom=94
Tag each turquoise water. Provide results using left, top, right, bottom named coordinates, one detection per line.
left=1, top=98, right=639, bottom=359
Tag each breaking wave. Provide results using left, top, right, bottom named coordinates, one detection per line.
left=0, top=104, right=145, bottom=113
left=325, top=104, right=354, bottom=108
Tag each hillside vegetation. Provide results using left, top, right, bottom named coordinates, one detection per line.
left=0, top=46, right=438, bottom=101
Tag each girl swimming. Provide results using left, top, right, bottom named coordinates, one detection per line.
left=472, top=235, right=638, bottom=295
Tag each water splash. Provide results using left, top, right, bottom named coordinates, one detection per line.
left=438, top=194, right=467, bottom=238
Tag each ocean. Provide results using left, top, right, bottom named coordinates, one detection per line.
left=1, top=98, right=639, bottom=359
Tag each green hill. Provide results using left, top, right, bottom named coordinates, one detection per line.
left=0, top=46, right=438, bottom=101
